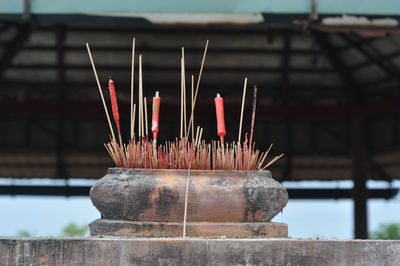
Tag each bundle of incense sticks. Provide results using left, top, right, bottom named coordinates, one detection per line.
left=86, top=40, right=283, bottom=170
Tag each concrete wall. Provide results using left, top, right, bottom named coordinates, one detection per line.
left=1, top=238, right=400, bottom=265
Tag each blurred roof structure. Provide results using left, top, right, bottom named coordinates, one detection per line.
left=0, top=0, right=399, bottom=181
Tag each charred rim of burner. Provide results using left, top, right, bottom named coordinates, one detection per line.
left=106, top=168, right=272, bottom=174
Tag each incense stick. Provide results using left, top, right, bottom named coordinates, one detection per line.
left=138, top=54, right=143, bottom=138
left=90, top=39, right=283, bottom=171
left=182, top=163, right=191, bottom=238
left=238, top=77, right=248, bottom=144
left=106, top=137, right=277, bottom=170
left=197, top=128, right=203, bottom=147
left=191, top=75, right=195, bottom=142
left=249, top=85, right=257, bottom=147
left=132, top=103, right=136, bottom=141
left=130, top=38, right=135, bottom=139
left=144, top=96, right=148, bottom=137
left=262, top=153, right=284, bottom=170
left=180, top=56, right=184, bottom=139
left=85, top=43, right=116, bottom=141
left=257, top=144, right=273, bottom=169
left=182, top=48, right=187, bottom=138
left=194, top=126, right=200, bottom=147
left=186, top=40, right=209, bottom=139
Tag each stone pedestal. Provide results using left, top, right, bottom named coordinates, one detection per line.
left=90, top=219, right=288, bottom=238
left=89, top=168, right=288, bottom=238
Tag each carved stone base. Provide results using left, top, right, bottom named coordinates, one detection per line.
left=89, top=219, right=288, bottom=238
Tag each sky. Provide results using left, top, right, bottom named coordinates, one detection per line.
left=0, top=179, right=399, bottom=239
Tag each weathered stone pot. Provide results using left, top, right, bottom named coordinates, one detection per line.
left=90, top=168, right=288, bottom=223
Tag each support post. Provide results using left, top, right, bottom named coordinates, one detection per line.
left=281, top=33, right=292, bottom=180
left=56, top=26, right=66, bottom=179
left=351, top=115, right=369, bottom=239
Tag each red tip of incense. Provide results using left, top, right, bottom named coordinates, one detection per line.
left=152, top=91, right=161, bottom=141
left=108, top=78, right=120, bottom=134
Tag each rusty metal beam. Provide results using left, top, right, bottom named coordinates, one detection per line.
left=0, top=80, right=343, bottom=94
left=0, top=185, right=397, bottom=199
left=351, top=50, right=400, bottom=70
left=7, top=63, right=335, bottom=74
left=35, top=24, right=299, bottom=35
left=340, top=33, right=400, bottom=84
left=311, top=24, right=400, bottom=37
left=2, top=92, right=400, bottom=117
left=0, top=43, right=321, bottom=55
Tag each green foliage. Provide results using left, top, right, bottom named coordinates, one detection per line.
left=371, top=223, right=400, bottom=240
left=15, top=222, right=88, bottom=237
left=16, top=230, right=32, bottom=237
left=61, top=222, right=89, bottom=237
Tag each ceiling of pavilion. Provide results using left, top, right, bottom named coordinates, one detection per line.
left=0, top=21, right=400, bottom=181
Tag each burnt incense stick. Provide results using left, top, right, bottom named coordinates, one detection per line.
left=130, top=38, right=135, bottom=139
left=180, top=56, right=184, bottom=139
left=238, top=78, right=248, bottom=144
left=249, top=85, right=257, bottom=147
left=86, top=43, right=116, bottom=141
left=132, top=103, right=136, bottom=141
left=144, top=97, right=148, bottom=137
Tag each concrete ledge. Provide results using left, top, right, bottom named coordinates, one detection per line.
left=90, top=219, right=288, bottom=238
left=1, top=238, right=400, bottom=265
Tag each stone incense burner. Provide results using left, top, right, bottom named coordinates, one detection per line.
left=89, top=168, right=288, bottom=238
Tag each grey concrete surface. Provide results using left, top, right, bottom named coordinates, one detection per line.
left=1, top=237, right=399, bottom=265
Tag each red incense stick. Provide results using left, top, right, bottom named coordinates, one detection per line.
left=214, top=93, right=226, bottom=145
left=108, top=78, right=122, bottom=147
left=152, top=91, right=161, bottom=143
